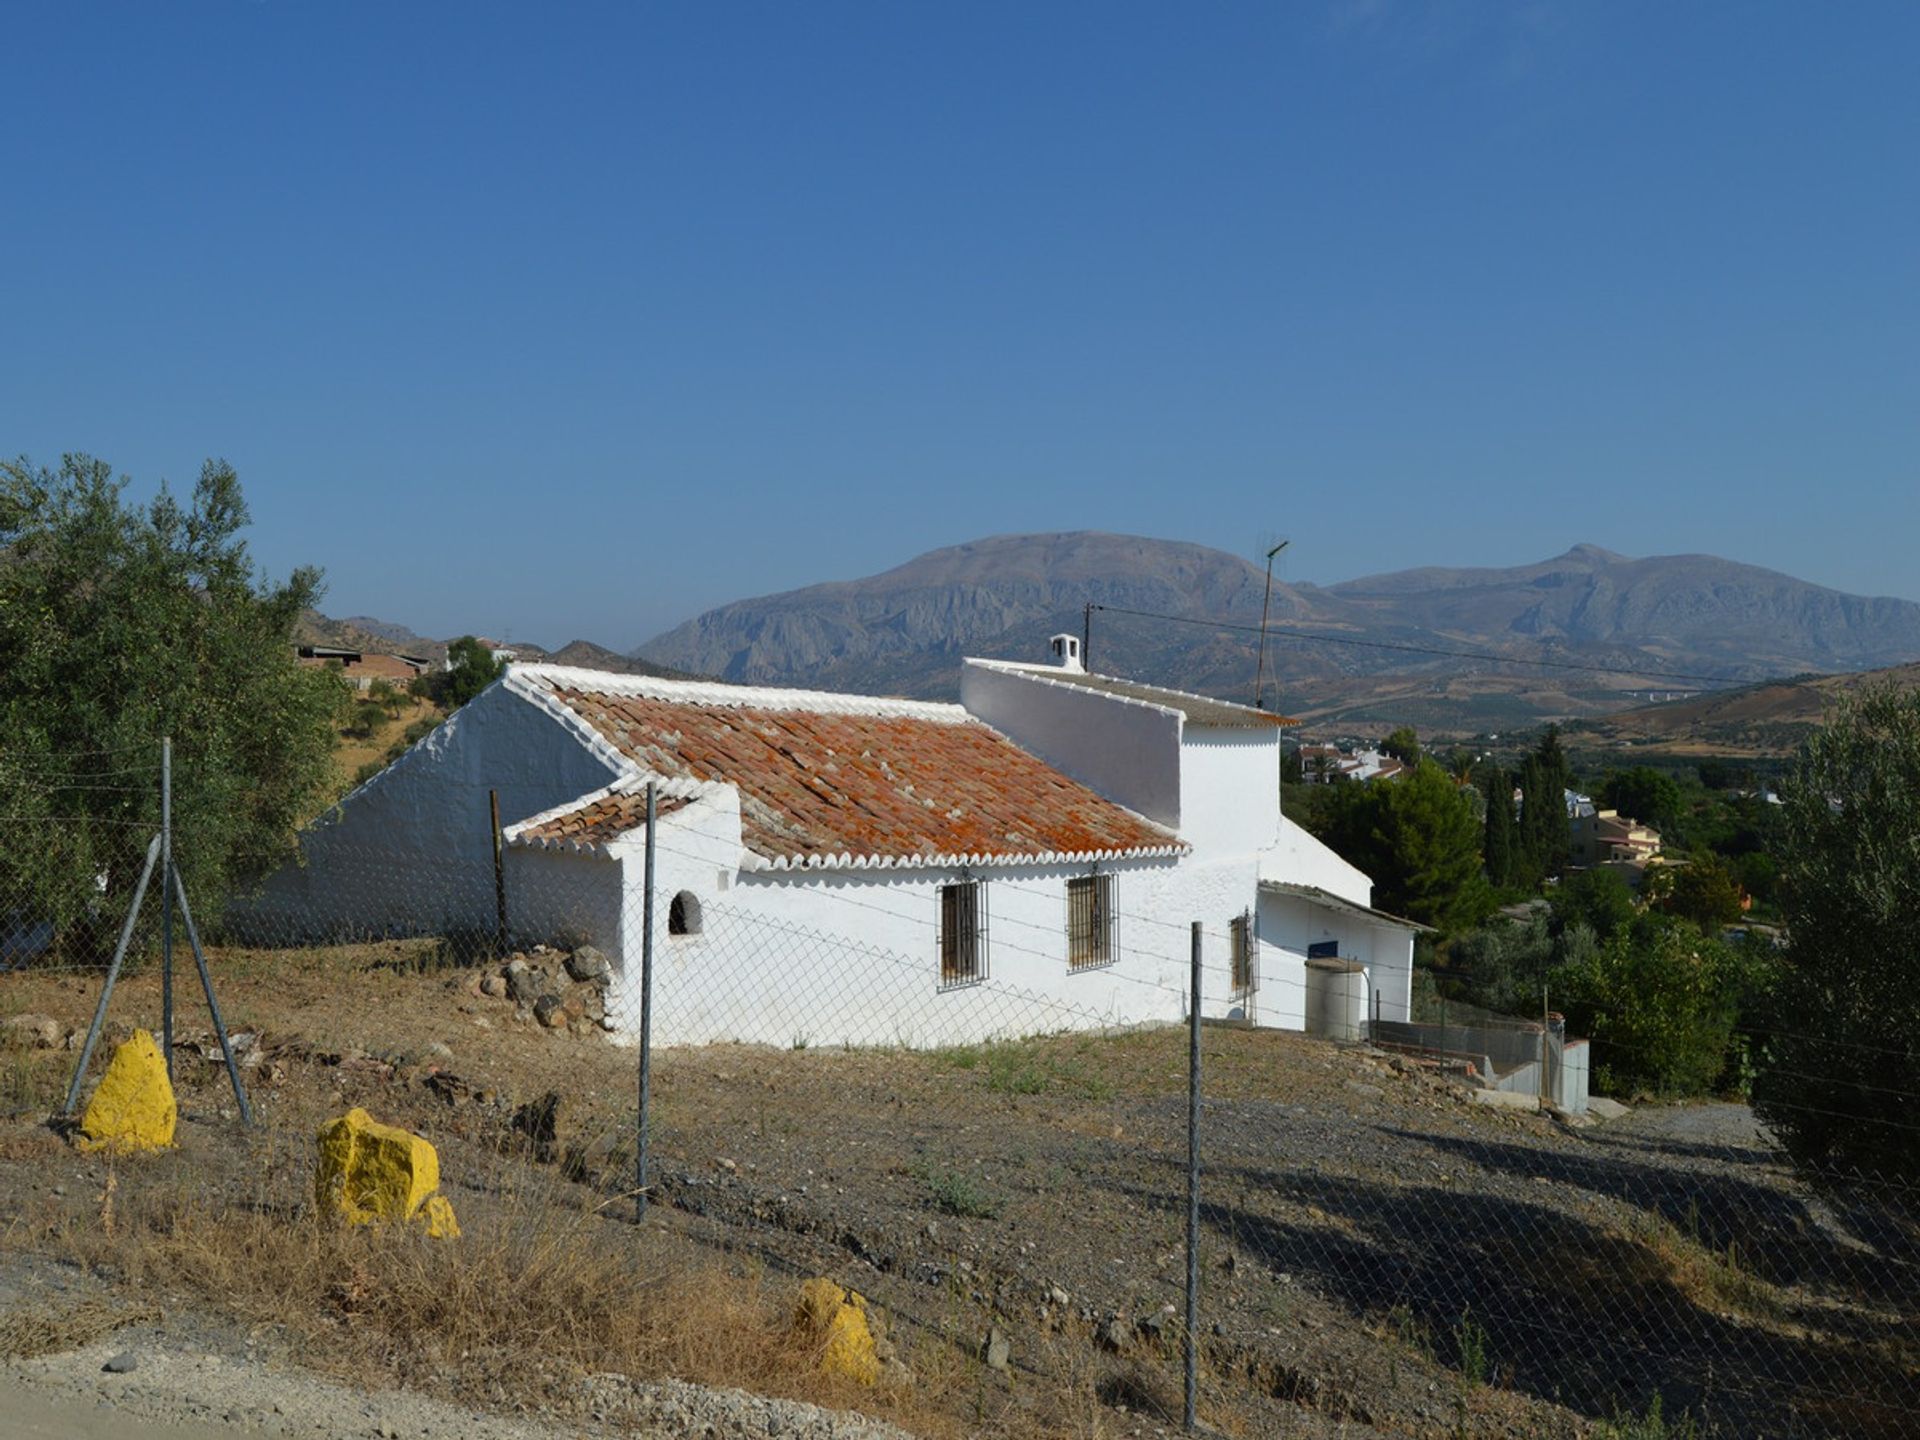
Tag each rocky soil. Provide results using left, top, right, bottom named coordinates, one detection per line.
left=3, top=946, right=1914, bottom=1438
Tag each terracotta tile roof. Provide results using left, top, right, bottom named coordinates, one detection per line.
left=517, top=790, right=691, bottom=846
left=537, top=683, right=1183, bottom=869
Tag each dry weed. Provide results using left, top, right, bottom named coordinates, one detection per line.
left=0, top=1296, right=163, bottom=1358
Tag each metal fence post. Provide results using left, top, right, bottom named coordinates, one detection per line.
left=489, top=788, right=509, bottom=956
left=63, top=834, right=161, bottom=1117
left=636, top=780, right=657, bottom=1222
left=1186, top=919, right=1202, bottom=1433
left=161, top=736, right=174, bottom=1081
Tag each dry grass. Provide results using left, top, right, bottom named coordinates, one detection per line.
left=0, top=1296, right=163, bottom=1358
left=28, top=1115, right=1107, bottom=1440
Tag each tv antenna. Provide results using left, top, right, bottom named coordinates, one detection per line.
left=1251, top=538, right=1289, bottom=710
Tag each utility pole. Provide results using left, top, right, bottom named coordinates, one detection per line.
left=1252, top=539, right=1289, bottom=710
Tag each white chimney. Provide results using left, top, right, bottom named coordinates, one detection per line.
left=1047, top=633, right=1085, bottom=672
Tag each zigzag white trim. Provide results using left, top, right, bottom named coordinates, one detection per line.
left=738, top=840, right=1188, bottom=873
left=502, top=772, right=729, bottom=856
left=506, top=663, right=971, bottom=723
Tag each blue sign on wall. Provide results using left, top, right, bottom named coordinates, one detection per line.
left=1307, top=940, right=1339, bottom=959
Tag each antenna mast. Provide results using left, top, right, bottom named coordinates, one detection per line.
left=1252, top=539, right=1289, bottom=710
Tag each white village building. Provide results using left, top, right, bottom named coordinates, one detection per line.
left=248, top=636, right=1420, bottom=1047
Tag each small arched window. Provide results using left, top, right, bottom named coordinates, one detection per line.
left=668, top=891, right=702, bottom=937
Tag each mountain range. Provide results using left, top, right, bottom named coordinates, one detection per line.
left=633, top=533, right=1920, bottom=733
left=301, top=533, right=1920, bottom=736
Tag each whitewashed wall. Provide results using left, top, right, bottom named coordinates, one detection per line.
left=1255, top=889, right=1415, bottom=1025
left=598, top=849, right=1261, bottom=1049
left=1177, top=726, right=1282, bottom=854
left=238, top=680, right=622, bottom=938
left=959, top=662, right=1184, bottom=828
left=1260, top=815, right=1373, bottom=908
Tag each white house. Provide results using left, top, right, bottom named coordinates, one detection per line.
left=247, top=636, right=1419, bottom=1047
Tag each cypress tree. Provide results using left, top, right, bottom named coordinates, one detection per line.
left=1483, top=767, right=1514, bottom=888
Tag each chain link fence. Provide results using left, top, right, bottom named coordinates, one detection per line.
left=3, top=765, right=1916, bottom=1438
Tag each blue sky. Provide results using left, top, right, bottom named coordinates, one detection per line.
left=4, top=2, right=1915, bottom=649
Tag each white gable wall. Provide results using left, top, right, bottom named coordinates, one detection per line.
left=240, top=680, right=626, bottom=937
left=959, top=662, right=1183, bottom=829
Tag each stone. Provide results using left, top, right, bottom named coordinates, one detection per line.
left=3, top=1013, right=63, bottom=1049
left=102, top=1351, right=138, bottom=1374
left=479, top=975, right=508, bottom=999
left=425, top=1041, right=454, bottom=1062
left=512, top=1091, right=568, bottom=1162
left=984, top=1324, right=1010, bottom=1371
left=76, top=1030, right=176, bottom=1155
left=1470, top=1089, right=1540, bottom=1112
left=565, top=945, right=610, bottom=983
left=508, top=964, right=553, bottom=1008
left=315, top=1107, right=460, bottom=1239
left=534, top=994, right=569, bottom=1028
left=1587, top=1096, right=1630, bottom=1121
left=1098, top=1317, right=1130, bottom=1352
left=794, top=1278, right=880, bottom=1386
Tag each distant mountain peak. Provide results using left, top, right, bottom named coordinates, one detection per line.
left=633, top=531, right=1920, bottom=731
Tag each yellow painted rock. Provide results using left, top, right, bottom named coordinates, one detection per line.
left=315, top=1107, right=458, bottom=1238
left=419, top=1193, right=461, bottom=1240
left=77, top=1029, right=176, bottom=1154
left=795, top=1277, right=879, bottom=1386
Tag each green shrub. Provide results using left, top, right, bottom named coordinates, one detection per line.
left=1563, top=914, right=1741, bottom=1097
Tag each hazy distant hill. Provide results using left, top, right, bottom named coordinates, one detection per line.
left=1584, top=659, right=1920, bottom=756
left=636, top=533, right=1920, bottom=731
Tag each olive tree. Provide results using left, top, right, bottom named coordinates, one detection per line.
left=0, top=454, right=345, bottom=957
left=1753, top=683, right=1920, bottom=1179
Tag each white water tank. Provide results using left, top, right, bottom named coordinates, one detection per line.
left=1304, top=957, right=1368, bottom=1043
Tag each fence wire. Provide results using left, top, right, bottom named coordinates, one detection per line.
left=3, top=803, right=1915, bottom=1439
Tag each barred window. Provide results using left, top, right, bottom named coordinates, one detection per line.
left=1067, top=873, right=1116, bottom=971
left=939, top=881, right=987, bottom=987
left=1230, top=912, right=1255, bottom=996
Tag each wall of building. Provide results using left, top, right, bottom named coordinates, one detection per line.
left=1260, top=815, right=1373, bottom=908
left=958, top=662, right=1184, bottom=829
left=1177, top=726, right=1281, bottom=855
left=596, top=847, right=1261, bottom=1049
left=237, top=680, right=624, bottom=938
left=1255, top=889, right=1415, bottom=1027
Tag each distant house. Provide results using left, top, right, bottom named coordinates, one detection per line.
left=1570, top=808, right=1663, bottom=878
left=1294, top=744, right=1406, bottom=784
left=295, top=645, right=430, bottom=692
left=249, top=636, right=1421, bottom=1048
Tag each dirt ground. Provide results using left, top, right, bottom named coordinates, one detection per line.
left=3, top=945, right=1915, bottom=1439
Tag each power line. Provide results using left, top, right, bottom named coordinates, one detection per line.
left=1087, top=603, right=1778, bottom=688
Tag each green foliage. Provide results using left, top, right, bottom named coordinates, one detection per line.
left=1381, top=725, right=1421, bottom=766
left=1550, top=867, right=1637, bottom=943
left=443, top=636, right=504, bottom=709
left=1599, top=766, right=1684, bottom=832
left=0, top=455, right=344, bottom=945
left=1754, top=683, right=1920, bottom=1180
left=346, top=698, right=388, bottom=740
left=1562, top=914, right=1742, bottom=1097
left=410, top=636, right=503, bottom=711
left=1281, top=748, right=1304, bottom=784
left=1514, top=727, right=1572, bottom=886
left=1597, top=1392, right=1701, bottom=1440
left=914, top=1163, right=1002, bottom=1219
left=1481, top=767, right=1514, bottom=888
left=1657, top=853, right=1746, bottom=932
left=1321, top=760, right=1493, bottom=932
left=1452, top=1308, right=1491, bottom=1387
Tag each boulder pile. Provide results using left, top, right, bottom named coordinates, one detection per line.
left=473, top=944, right=615, bottom=1037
